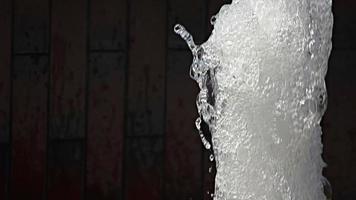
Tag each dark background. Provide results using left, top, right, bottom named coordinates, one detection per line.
left=0, top=0, right=355, bottom=199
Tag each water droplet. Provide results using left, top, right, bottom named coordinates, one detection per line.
left=203, top=139, right=211, bottom=149
left=209, top=154, right=214, bottom=161
left=173, top=24, right=182, bottom=33
left=174, top=24, right=197, bottom=51
left=195, top=117, right=202, bottom=130
left=198, top=131, right=211, bottom=150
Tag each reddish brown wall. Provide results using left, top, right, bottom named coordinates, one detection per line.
left=0, top=0, right=355, bottom=200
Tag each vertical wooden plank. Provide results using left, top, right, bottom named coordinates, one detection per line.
left=0, top=0, right=11, bottom=144
left=47, top=140, right=84, bottom=200
left=125, top=0, right=166, bottom=199
left=325, top=2, right=356, bottom=199
left=87, top=52, right=126, bottom=199
left=164, top=51, right=202, bottom=200
left=11, top=0, right=49, bottom=198
left=13, top=0, right=49, bottom=53
left=125, top=138, right=164, bottom=200
left=0, top=0, right=11, bottom=197
left=168, top=0, right=207, bottom=49
left=127, top=0, right=166, bottom=137
left=48, top=0, right=87, bottom=199
left=332, top=0, right=356, bottom=50
left=86, top=0, right=127, bottom=198
left=11, top=55, right=48, bottom=200
left=90, top=0, right=127, bottom=50
left=50, top=0, right=87, bottom=140
left=0, top=144, right=9, bottom=199
left=323, top=50, right=356, bottom=200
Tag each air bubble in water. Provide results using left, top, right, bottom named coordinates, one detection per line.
left=210, top=15, right=217, bottom=25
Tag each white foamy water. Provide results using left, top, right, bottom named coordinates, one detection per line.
left=175, top=0, right=333, bottom=199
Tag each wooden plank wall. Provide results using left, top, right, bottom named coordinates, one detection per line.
left=87, top=0, right=127, bottom=199
left=0, top=0, right=11, bottom=198
left=48, top=0, right=86, bottom=199
left=11, top=0, right=49, bottom=199
left=0, top=0, right=355, bottom=200
left=124, top=0, right=166, bottom=199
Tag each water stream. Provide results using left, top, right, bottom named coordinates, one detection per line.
left=175, top=0, right=333, bottom=199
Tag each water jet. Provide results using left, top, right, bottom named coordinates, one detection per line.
left=175, top=0, right=333, bottom=199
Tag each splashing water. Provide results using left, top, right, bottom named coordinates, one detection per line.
left=175, top=24, right=216, bottom=150
left=175, top=0, right=333, bottom=199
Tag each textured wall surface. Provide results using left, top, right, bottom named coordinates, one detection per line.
left=0, top=0, right=354, bottom=200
